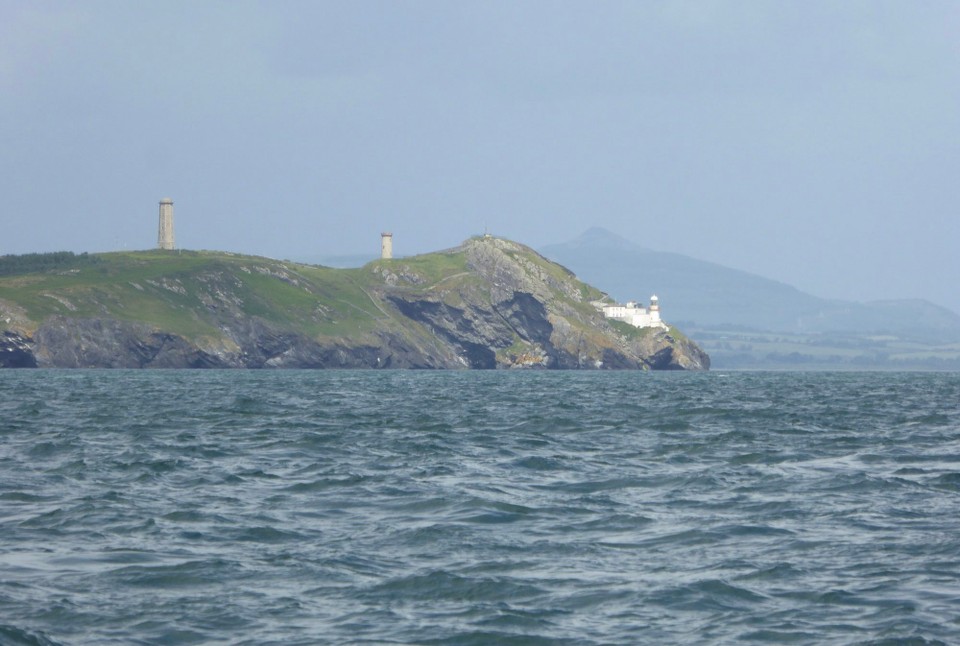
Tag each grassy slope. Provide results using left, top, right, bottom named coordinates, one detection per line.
left=477, top=238, right=619, bottom=356
left=0, top=241, right=633, bottom=365
left=0, top=242, right=713, bottom=370
left=0, top=250, right=388, bottom=339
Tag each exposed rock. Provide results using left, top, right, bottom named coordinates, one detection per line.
left=378, top=237, right=710, bottom=370
left=0, top=330, right=37, bottom=368
left=32, top=317, right=228, bottom=368
left=627, top=328, right=711, bottom=371
left=0, top=237, right=709, bottom=370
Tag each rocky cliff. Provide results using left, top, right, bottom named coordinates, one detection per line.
left=0, top=237, right=709, bottom=370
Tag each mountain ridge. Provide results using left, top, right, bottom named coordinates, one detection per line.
left=540, top=227, right=960, bottom=341
left=538, top=227, right=960, bottom=369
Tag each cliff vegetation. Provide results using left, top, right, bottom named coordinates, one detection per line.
left=0, top=237, right=709, bottom=370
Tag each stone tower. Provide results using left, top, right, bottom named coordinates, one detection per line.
left=381, top=232, right=393, bottom=259
left=158, top=198, right=175, bottom=250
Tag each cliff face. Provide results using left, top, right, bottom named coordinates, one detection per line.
left=0, top=238, right=709, bottom=370
left=379, top=237, right=708, bottom=370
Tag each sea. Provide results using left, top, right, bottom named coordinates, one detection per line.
left=1, top=370, right=959, bottom=645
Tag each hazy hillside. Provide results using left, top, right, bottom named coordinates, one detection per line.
left=297, top=253, right=378, bottom=268
left=539, top=228, right=960, bottom=370
left=541, top=228, right=960, bottom=342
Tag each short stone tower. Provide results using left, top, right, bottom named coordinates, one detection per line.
left=381, top=232, right=393, bottom=259
left=158, top=198, right=175, bottom=250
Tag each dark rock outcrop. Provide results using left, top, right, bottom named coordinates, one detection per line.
left=377, top=237, right=710, bottom=370
left=0, top=237, right=709, bottom=370
left=32, top=317, right=228, bottom=368
left=0, top=330, right=37, bottom=368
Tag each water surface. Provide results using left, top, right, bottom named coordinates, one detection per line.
left=2, top=370, right=958, bottom=644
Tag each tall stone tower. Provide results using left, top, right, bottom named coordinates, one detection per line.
left=381, top=232, right=393, bottom=259
left=158, top=198, right=175, bottom=250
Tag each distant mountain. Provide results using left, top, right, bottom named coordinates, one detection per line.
left=541, top=227, right=960, bottom=343
left=296, top=253, right=377, bottom=268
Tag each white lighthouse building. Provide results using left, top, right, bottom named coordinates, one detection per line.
left=601, top=295, right=666, bottom=329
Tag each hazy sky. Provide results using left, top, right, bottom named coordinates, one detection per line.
left=2, top=1, right=958, bottom=313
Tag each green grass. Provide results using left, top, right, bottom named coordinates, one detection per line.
left=0, top=242, right=677, bottom=358
left=0, top=249, right=377, bottom=337
left=366, top=249, right=471, bottom=287
left=607, top=319, right=659, bottom=341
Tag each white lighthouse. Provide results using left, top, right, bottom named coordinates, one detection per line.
left=648, top=295, right=661, bottom=325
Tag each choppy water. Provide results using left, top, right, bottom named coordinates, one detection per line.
left=2, top=370, right=959, bottom=645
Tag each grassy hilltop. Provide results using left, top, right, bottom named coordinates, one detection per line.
left=2, top=249, right=372, bottom=338
left=0, top=237, right=708, bottom=370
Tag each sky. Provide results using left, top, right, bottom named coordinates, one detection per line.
left=2, top=1, right=958, bottom=313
